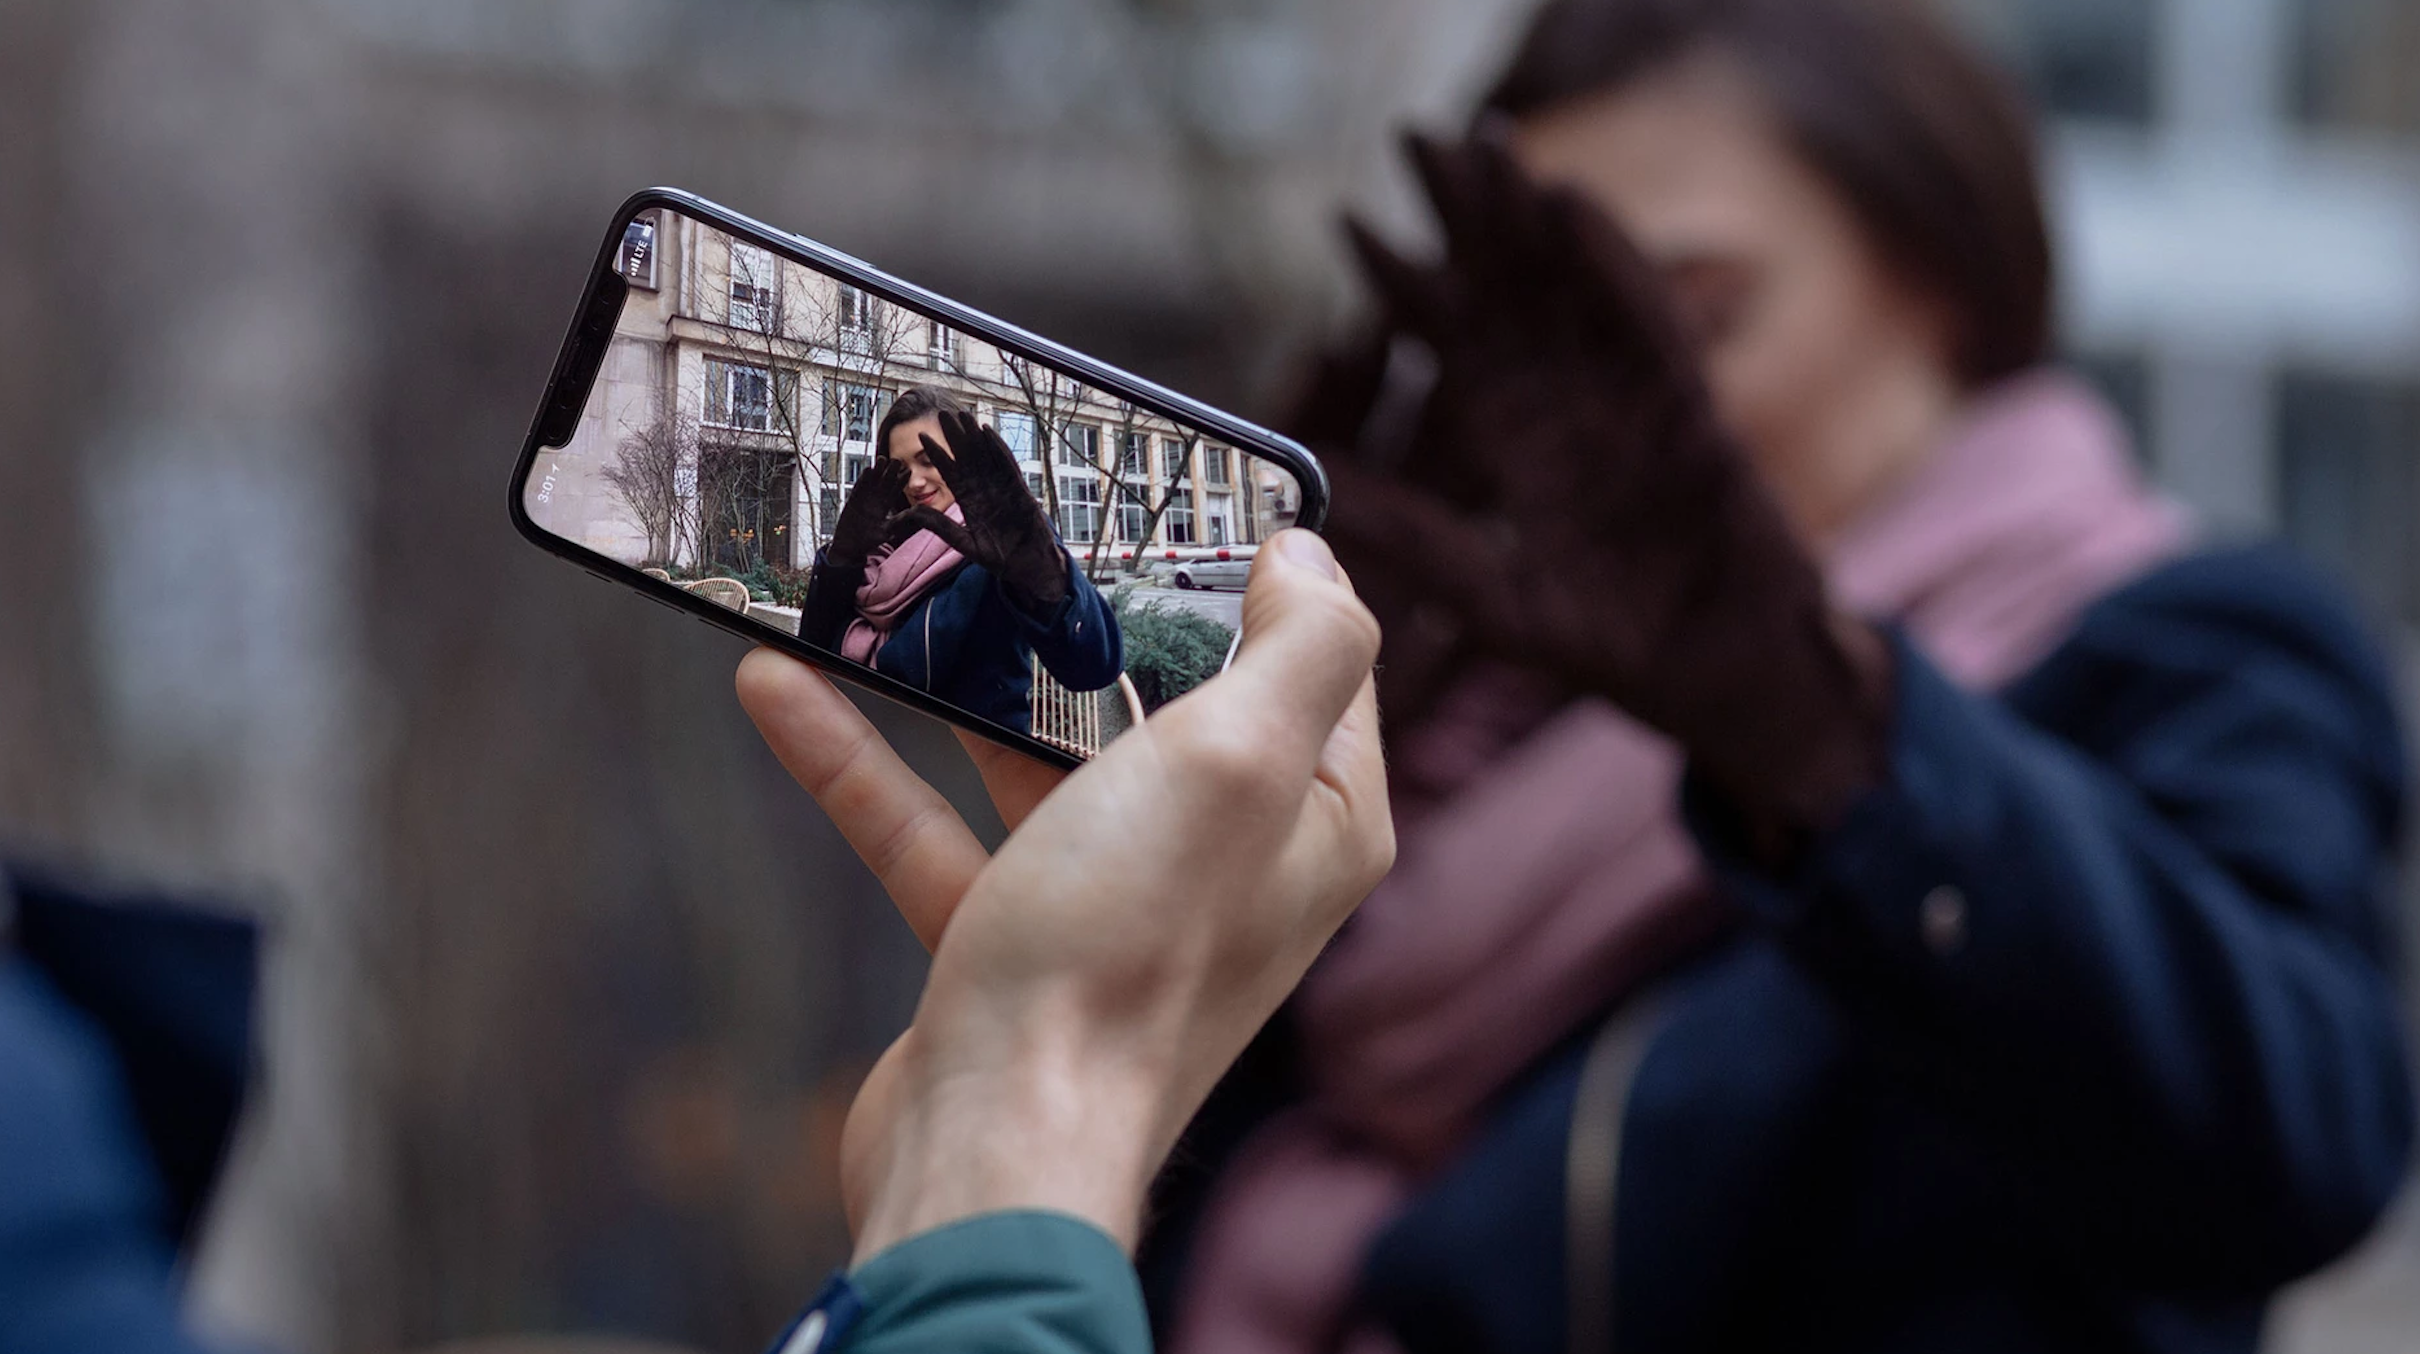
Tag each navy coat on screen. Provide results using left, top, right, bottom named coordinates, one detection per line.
left=803, top=548, right=1124, bottom=736
left=0, top=868, right=258, bottom=1354
left=1337, top=547, right=2414, bottom=1354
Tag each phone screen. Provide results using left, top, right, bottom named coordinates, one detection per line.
left=519, top=203, right=1315, bottom=761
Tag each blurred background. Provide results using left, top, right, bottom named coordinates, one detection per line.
left=0, top=0, right=2415, bottom=1351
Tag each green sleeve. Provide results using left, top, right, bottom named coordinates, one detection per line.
left=839, top=1210, right=1152, bottom=1354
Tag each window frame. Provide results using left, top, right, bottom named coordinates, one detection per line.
left=728, top=241, right=779, bottom=332
left=705, top=355, right=781, bottom=432
left=1059, top=421, right=1099, bottom=470
left=1057, top=472, right=1104, bottom=544
left=820, top=379, right=884, bottom=444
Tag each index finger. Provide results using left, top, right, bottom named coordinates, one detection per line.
left=737, top=648, right=988, bottom=951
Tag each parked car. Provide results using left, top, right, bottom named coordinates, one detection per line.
left=1166, top=545, right=1256, bottom=592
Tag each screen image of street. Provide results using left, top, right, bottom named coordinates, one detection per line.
left=524, top=209, right=1305, bottom=756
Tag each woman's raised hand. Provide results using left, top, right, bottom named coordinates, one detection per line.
left=736, top=529, right=1391, bottom=1261
left=891, top=411, right=1072, bottom=614
left=825, top=458, right=913, bottom=567
left=1327, top=132, right=1890, bottom=837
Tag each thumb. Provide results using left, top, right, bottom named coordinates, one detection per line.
left=1192, top=531, right=1381, bottom=769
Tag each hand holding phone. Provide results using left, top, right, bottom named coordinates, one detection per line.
left=734, top=530, right=1391, bottom=1260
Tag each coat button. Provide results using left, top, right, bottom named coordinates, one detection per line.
left=1920, top=885, right=1969, bottom=957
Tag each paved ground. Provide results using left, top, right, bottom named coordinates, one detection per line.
left=1121, top=585, right=1243, bottom=630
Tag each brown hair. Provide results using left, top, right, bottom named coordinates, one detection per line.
left=875, top=383, right=971, bottom=460
left=1481, top=0, right=2053, bottom=387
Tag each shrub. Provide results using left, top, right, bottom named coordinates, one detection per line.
left=1113, top=595, right=1234, bottom=710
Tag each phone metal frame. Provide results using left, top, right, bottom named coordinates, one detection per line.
left=508, top=187, right=1330, bottom=771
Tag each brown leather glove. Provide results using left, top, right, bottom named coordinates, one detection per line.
left=825, top=458, right=912, bottom=567
left=1276, top=322, right=1518, bottom=745
left=1325, top=133, right=1892, bottom=840
left=891, top=410, right=1072, bottom=615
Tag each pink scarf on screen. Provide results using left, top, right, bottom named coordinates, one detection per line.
left=1170, top=371, right=2190, bottom=1354
left=841, top=503, right=967, bottom=666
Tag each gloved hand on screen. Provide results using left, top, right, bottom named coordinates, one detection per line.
left=892, top=410, right=1073, bottom=615
left=827, top=458, right=913, bottom=568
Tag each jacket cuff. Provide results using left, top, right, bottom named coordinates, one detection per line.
left=770, top=1211, right=1146, bottom=1353
left=1683, top=632, right=1996, bottom=973
left=1001, top=553, right=1087, bottom=632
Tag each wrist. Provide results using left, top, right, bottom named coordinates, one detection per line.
left=850, top=1010, right=1171, bottom=1264
left=1693, top=610, right=1894, bottom=860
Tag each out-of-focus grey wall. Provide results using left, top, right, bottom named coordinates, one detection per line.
left=0, top=1, right=1530, bottom=1351
left=0, top=1, right=2415, bottom=1352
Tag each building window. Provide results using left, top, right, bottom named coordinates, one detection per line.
left=821, top=380, right=882, bottom=443
left=1161, top=437, right=1191, bottom=483
left=838, top=285, right=874, bottom=352
left=1956, top=0, right=2154, bottom=125
left=1164, top=501, right=1195, bottom=545
left=928, top=320, right=957, bottom=367
left=706, top=357, right=777, bottom=432
left=1119, top=431, right=1149, bottom=477
left=729, top=242, right=778, bottom=332
left=1057, top=474, right=1103, bottom=544
left=997, top=411, right=1039, bottom=463
left=617, top=213, right=658, bottom=290
left=1206, top=493, right=1233, bottom=547
left=1025, top=471, right=1047, bottom=500
left=1059, top=422, right=1099, bottom=469
left=1202, top=445, right=1232, bottom=488
left=1117, top=487, right=1150, bottom=544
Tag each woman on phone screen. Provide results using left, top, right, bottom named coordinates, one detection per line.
left=802, top=386, right=1122, bottom=737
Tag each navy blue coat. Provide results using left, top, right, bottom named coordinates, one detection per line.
left=803, top=550, right=1124, bottom=736
left=0, top=868, right=258, bottom=1354
left=1167, top=546, right=2412, bottom=1354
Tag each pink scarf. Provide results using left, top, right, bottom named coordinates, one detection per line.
left=841, top=503, right=967, bottom=666
left=1171, top=371, right=2189, bottom=1354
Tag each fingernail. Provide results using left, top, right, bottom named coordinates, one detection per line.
left=1276, top=530, right=1338, bottom=580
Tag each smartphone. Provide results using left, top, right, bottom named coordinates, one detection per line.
left=510, top=189, right=1329, bottom=769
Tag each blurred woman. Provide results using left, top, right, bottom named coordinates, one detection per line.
left=1157, top=2, right=2412, bottom=1352
left=802, top=386, right=1122, bottom=736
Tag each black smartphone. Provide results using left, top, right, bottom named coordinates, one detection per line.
left=510, top=189, right=1328, bottom=769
